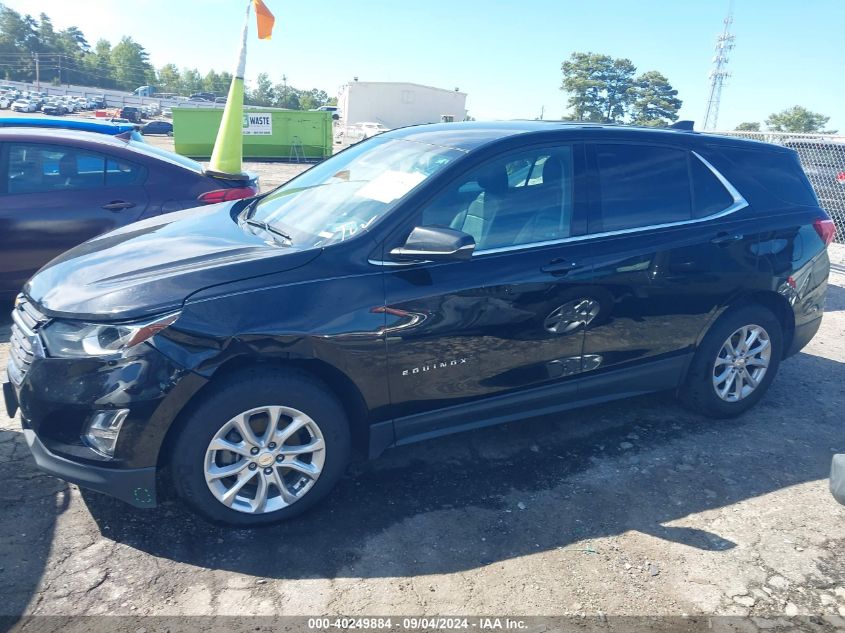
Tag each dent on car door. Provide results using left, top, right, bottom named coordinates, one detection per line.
left=381, top=142, right=596, bottom=434
left=0, top=143, right=148, bottom=293
left=580, top=142, right=758, bottom=376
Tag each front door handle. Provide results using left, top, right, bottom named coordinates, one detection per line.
left=541, top=259, right=581, bottom=275
left=711, top=232, right=744, bottom=246
left=102, top=200, right=136, bottom=211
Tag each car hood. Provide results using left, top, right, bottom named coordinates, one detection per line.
left=25, top=202, right=321, bottom=321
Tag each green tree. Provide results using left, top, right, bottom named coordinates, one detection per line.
left=109, top=36, right=153, bottom=90
left=298, top=88, right=329, bottom=110
left=215, top=71, right=233, bottom=95
left=59, top=26, right=88, bottom=52
left=83, top=38, right=113, bottom=88
left=0, top=5, right=334, bottom=100
left=54, top=27, right=90, bottom=85
left=202, top=69, right=221, bottom=94
left=248, top=72, right=276, bottom=106
left=156, top=63, right=181, bottom=93
left=0, top=5, right=38, bottom=80
left=179, top=67, right=203, bottom=94
left=560, top=52, right=608, bottom=121
left=561, top=52, right=637, bottom=122
left=765, top=106, right=836, bottom=134
left=35, top=12, right=56, bottom=52
left=735, top=122, right=761, bottom=132
left=629, top=71, right=681, bottom=126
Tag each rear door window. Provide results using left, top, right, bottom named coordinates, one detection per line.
left=592, top=144, right=691, bottom=232
left=6, top=144, right=107, bottom=194
left=106, top=158, right=143, bottom=186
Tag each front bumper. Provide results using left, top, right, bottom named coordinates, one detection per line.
left=24, top=429, right=157, bottom=507
left=5, top=303, right=211, bottom=511
left=831, top=454, right=845, bottom=506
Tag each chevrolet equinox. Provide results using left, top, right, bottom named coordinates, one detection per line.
left=4, top=122, right=833, bottom=526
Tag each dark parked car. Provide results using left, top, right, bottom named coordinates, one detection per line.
left=0, top=127, right=258, bottom=296
left=119, top=106, right=142, bottom=123
left=4, top=122, right=833, bottom=526
left=189, top=92, right=216, bottom=102
left=40, top=103, right=67, bottom=116
left=140, top=120, right=173, bottom=136
left=783, top=139, right=845, bottom=229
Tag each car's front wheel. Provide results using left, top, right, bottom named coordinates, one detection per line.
left=680, top=305, right=783, bottom=418
left=169, top=368, right=350, bottom=526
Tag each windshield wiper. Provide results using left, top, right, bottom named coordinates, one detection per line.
left=243, top=218, right=293, bottom=245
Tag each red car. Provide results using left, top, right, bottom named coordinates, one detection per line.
left=0, top=127, right=258, bottom=296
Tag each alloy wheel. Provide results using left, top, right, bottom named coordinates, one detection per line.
left=204, top=405, right=326, bottom=514
left=712, top=324, right=771, bottom=402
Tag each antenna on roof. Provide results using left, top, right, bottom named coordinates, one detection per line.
left=669, top=120, right=695, bottom=131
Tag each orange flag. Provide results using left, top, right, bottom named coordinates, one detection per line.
left=253, top=0, right=275, bottom=40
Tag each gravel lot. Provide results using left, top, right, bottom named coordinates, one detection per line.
left=1, top=140, right=845, bottom=629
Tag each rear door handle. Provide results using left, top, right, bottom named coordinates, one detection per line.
left=711, top=232, right=744, bottom=246
left=102, top=200, right=136, bottom=211
left=541, top=259, right=581, bottom=275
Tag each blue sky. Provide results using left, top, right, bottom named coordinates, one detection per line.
left=5, top=0, right=843, bottom=131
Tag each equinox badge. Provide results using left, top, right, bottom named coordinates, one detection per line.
left=402, top=358, right=469, bottom=376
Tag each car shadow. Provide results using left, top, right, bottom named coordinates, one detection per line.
left=825, top=282, right=845, bottom=312
left=81, top=349, right=844, bottom=580
left=0, top=404, right=70, bottom=620
left=0, top=316, right=10, bottom=345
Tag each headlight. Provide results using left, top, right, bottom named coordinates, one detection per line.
left=41, top=312, right=180, bottom=358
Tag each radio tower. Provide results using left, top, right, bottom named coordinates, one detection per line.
left=703, top=2, right=736, bottom=130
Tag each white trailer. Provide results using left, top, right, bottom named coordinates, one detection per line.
left=337, top=81, right=468, bottom=130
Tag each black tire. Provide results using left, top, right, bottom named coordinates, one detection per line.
left=680, top=305, right=783, bottom=418
left=169, top=367, right=350, bottom=526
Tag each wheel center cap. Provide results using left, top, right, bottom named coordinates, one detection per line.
left=257, top=453, right=275, bottom=467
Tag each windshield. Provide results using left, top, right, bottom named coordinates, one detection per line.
left=248, top=137, right=463, bottom=248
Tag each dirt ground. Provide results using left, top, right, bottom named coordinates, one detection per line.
left=1, top=178, right=845, bottom=630
left=142, top=133, right=315, bottom=191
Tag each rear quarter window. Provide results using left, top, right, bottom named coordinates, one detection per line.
left=720, top=146, right=818, bottom=207
left=690, top=154, right=735, bottom=218
left=126, top=139, right=204, bottom=174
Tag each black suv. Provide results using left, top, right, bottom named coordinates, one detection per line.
left=119, top=106, right=142, bottom=123
left=4, top=122, right=833, bottom=526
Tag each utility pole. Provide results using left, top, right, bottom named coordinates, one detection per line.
left=282, top=73, right=288, bottom=108
left=34, top=52, right=40, bottom=91
left=703, top=1, right=736, bottom=130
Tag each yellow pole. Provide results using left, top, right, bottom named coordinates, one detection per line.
left=207, top=2, right=251, bottom=178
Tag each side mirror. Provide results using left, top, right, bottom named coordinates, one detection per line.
left=389, top=226, right=475, bottom=262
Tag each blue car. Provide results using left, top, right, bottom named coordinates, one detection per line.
left=141, top=120, right=173, bottom=136
left=0, top=116, right=136, bottom=136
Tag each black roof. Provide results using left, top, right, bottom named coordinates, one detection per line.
left=382, top=120, right=789, bottom=154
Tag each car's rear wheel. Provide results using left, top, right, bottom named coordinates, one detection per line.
left=169, top=368, right=350, bottom=526
left=680, top=305, right=783, bottom=418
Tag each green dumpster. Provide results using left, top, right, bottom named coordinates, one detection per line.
left=172, top=107, right=333, bottom=161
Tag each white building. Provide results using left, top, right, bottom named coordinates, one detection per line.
left=337, top=81, right=468, bottom=130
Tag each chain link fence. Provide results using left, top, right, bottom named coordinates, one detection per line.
left=712, top=131, right=845, bottom=242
